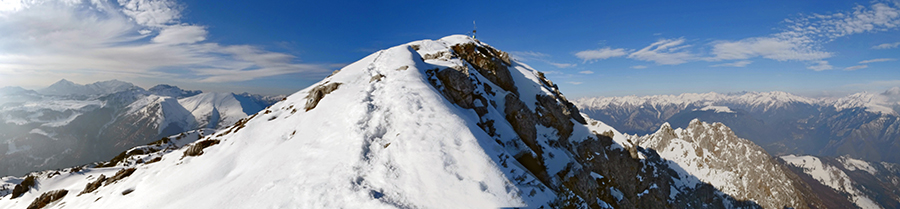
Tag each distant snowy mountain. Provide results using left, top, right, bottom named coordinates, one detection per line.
left=38, top=79, right=137, bottom=96
left=147, top=84, right=202, bottom=99
left=179, top=93, right=252, bottom=129
left=780, top=155, right=900, bottom=209
left=0, top=81, right=282, bottom=177
left=574, top=90, right=900, bottom=164
left=0, top=35, right=794, bottom=208
left=632, top=119, right=821, bottom=209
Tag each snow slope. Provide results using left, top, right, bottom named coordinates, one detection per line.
left=0, top=36, right=553, bottom=208
left=781, top=155, right=881, bottom=209
left=125, top=95, right=197, bottom=135
left=177, top=93, right=249, bottom=129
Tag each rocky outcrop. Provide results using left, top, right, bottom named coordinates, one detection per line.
left=636, top=119, right=824, bottom=209
left=451, top=43, right=517, bottom=94
left=435, top=67, right=475, bottom=108
left=26, top=189, right=67, bottom=209
left=304, top=82, right=342, bottom=111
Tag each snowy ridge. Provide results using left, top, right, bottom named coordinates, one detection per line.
left=576, top=90, right=899, bottom=115
left=634, top=119, right=807, bottom=209
left=781, top=155, right=882, bottom=209
left=696, top=105, right=735, bottom=113
left=125, top=95, right=197, bottom=135
left=38, top=79, right=137, bottom=96
left=177, top=92, right=249, bottom=129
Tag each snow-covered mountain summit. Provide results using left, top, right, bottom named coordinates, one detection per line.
left=633, top=119, right=817, bottom=209
left=38, top=79, right=138, bottom=96
left=0, top=35, right=781, bottom=208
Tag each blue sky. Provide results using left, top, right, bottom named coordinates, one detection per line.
left=1, top=0, right=898, bottom=98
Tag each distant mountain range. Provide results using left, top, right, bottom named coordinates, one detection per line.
left=574, top=89, right=900, bottom=164
left=0, top=80, right=283, bottom=177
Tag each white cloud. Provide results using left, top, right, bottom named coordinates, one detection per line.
left=548, top=62, right=576, bottom=68
left=152, top=24, right=207, bottom=45
left=710, top=60, right=752, bottom=67
left=510, top=51, right=548, bottom=61
left=710, top=37, right=832, bottom=61
left=119, top=0, right=182, bottom=27
left=860, top=58, right=897, bottom=63
left=0, top=0, right=326, bottom=85
left=873, top=42, right=900, bottom=49
left=566, top=81, right=582, bottom=85
left=807, top=61, right=833, bottom=71
left=627, top=38, right=695, bottom=65
left=844, top=65, right=868, bottom=71
left=511, top=51, right=576, bottom=68
left=630, top=65, right=647, bottom=69
left=578, top=70, right=594, bottom=74
left=709, top=2, right=900, bottom=70
left=575, top=47, right=628, bottom=62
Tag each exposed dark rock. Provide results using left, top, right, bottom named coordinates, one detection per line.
left=105, top=168, right=137, bottom=185
left=436, top=67, right=475, bottom=108
left=26, top=189, right=67, bottom=209
left=11, top=175, right=37, bottom=199
left=304, top=82, right=342, bottom=111
left=79, top=174, right=107, bottom=195
left=504, top=93, right=538, bottom=154
left=451, top=43, right=517, bottom=94
left=535, top=72, right=586, bottom=125
left=536, top=94, right=576, bottom=142
left=370, top=74, right=385, bottom=83
left=183, top=139, right=221, bottom=157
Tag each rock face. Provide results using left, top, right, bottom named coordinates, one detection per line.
left=635, top=119, right=823, bottom=209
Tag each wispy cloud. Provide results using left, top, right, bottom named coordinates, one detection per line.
left=631, top=65, right=647, bottom=69
left=574, top=47, right=628, bottom=63
left=510, top=51, right=576, bottom=68
left=807, top=61, right=833, bottom=71
left=859, top=58, right=897, bottom=63
left=0, top=0, right=328, bottom=85
left=566, top=81, right=583, bottom=85
left=578, top=70, right=594, bottom=74
left=627, top=38, right=695, bottom=65
left=844, top=65, right=868, bottom=71
left=710, top=60, right=752, bottom=67
left=873, top=42, right=900, bottom=49
left=711, top=2, right=900, bottom=70
left=548, top=62, right=576, bottom=68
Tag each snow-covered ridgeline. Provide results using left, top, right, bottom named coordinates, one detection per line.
left=634, top=119, right=807, bottom=209
left=575, top=90, right=899, bottom=115
left=781, top=155, right=882, bottom=209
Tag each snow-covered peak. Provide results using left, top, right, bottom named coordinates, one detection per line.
left=781, top=155, right=882, bottom=209
left=695, top=105, right=735, bottom=113
left=148, top=84, right=202, bottom=99
left=177, top=92, right=248, bottom=129
left=126, top=95, right=197, bottom=135
left=39, top=79, right=138, bottom=96
left=825, top=92, right=897, bottom=115
left=882, top=87, right=900, bottom=96
left=636, top=119, right=809, bottom=209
